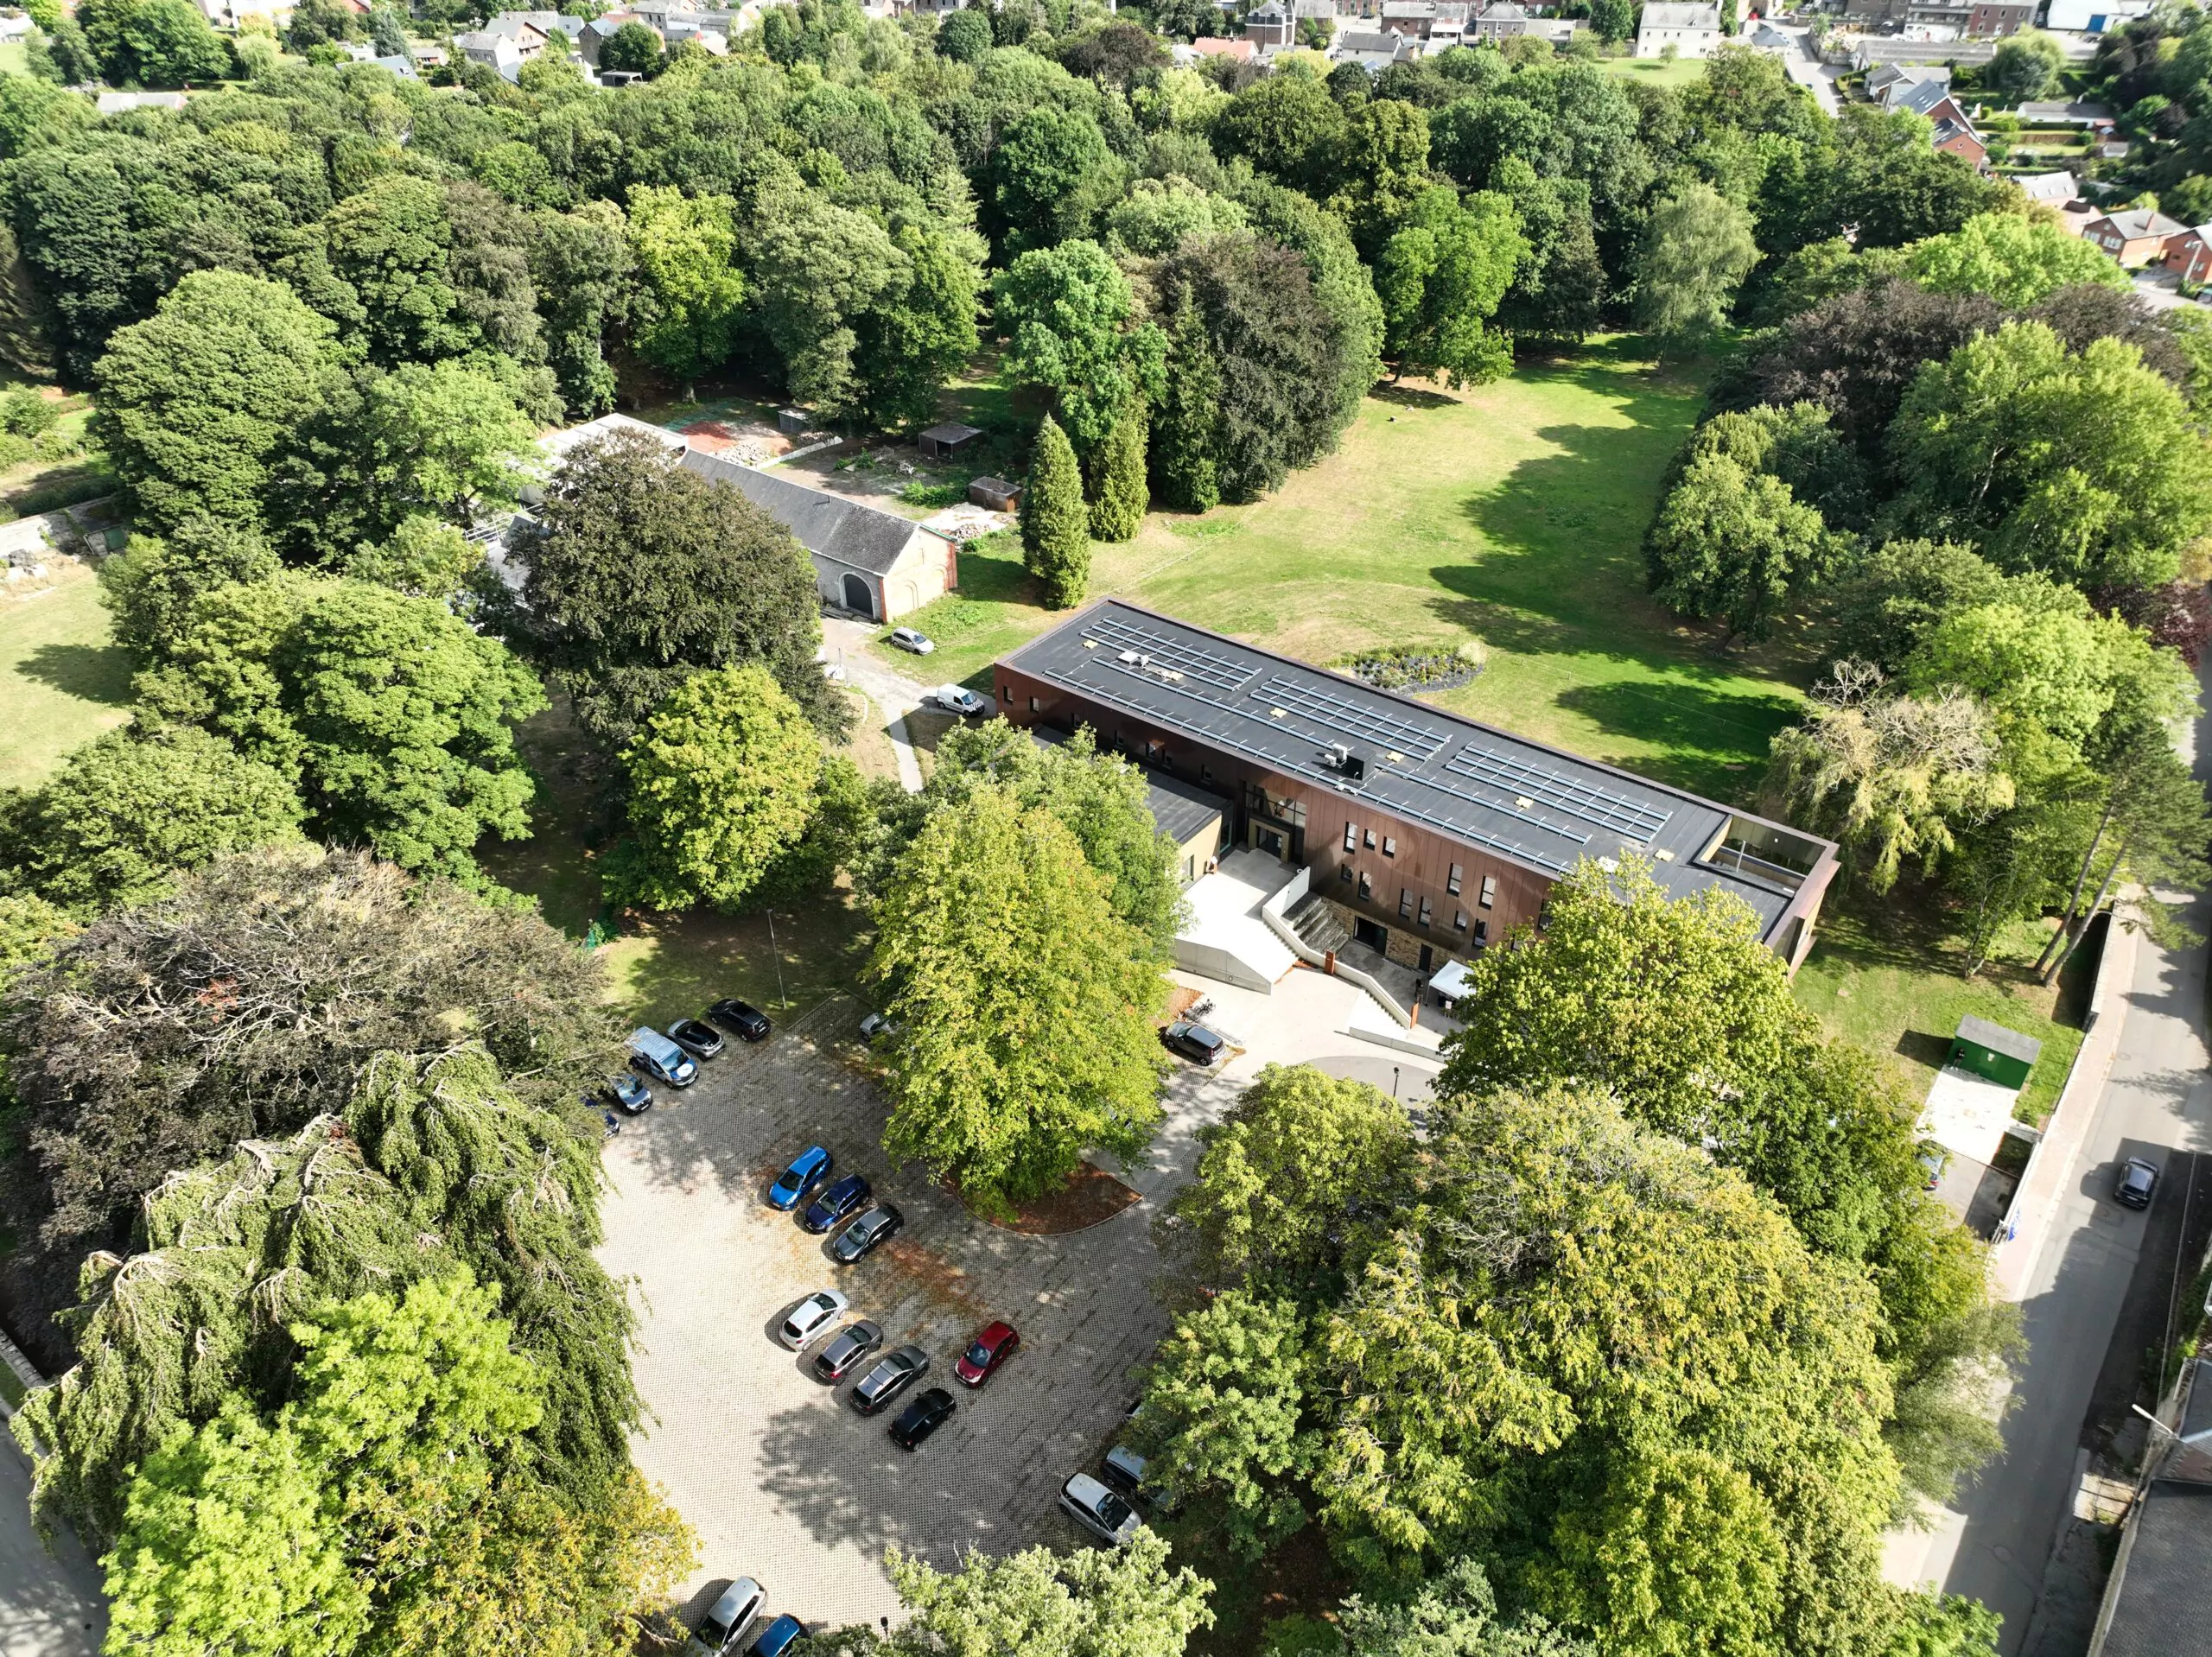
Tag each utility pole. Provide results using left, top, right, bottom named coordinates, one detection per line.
left=766, top=910, right=789, bottom=1011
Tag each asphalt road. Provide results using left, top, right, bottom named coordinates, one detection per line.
left=0, top=1432, right=105, bottom=1657
left=1900, top=659, right=2212, bottom=1654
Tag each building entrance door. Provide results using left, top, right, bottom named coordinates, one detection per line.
left=1418, top=943, right=1433, bottom=972
left=1250, top=823, right=1287, bottom=860
left=1354, top=918, right=1388, bottom=952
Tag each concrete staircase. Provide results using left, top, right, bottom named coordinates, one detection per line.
left=1287, top=892, right=1350, bottom=956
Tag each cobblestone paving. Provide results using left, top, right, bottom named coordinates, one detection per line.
left=598, top=973, right=1441, bottom=1635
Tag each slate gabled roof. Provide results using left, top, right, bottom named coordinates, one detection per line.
left=679, top=450, right=933, bottom=575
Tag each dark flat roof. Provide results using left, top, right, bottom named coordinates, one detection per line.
left=1030, top=726, right=1227, bottom=847
left=1001, top=599, right=1832, bottom=941
left=2099, top=1481, right=2212, bottom=1657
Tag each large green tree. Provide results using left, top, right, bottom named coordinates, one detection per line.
left=1376, top=186, right=1525, bottom=388
left=868, top=786, right=1166, bottom=1217
left=92, top=271, right=334, bottom=535
left=1021, top=413, right=1091, bottom=609
left=493, top=428, right=842, bottom=746
left=995, top=239, right=1166, bottom=459
left=611, top=663, right=823, bottom=912
left=625, top=184, right=747, bottom=391
left=1903, top=212, right=2130, bottom=308
left=1642, top=451, right=1842, bottom=644
left=1632, top=181, right=1760, bottom=347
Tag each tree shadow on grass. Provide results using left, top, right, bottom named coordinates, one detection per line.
left=15, top=639, right=134, bottom=707
left=1552, top=678, right=1804, bottom=802
left=1370, top=382, right=1459, bottom=409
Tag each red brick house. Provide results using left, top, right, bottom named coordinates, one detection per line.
left=2082, top=206, right=2190, bottom=267
left=2165, top=224, right=2212, bottom=285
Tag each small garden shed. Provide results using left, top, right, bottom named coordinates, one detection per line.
left=1948, top=1016, right=2042, bottom=1090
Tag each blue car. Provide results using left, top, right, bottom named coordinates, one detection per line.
left=768, top=1146, right=831, bottom=1211
left=747, top=1616, right=806, bottom=1657
left=802, top=1173, right=872, bottom=1234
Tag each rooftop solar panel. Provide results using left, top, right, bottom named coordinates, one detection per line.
left=1446, top=743, right=1673, bottom=841
left=1249, top=676, right=1452, bottom=763
left=1084, top=614, right=1255, bottom=693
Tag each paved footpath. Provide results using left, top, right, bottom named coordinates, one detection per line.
left=0, top=1429, right=104, bottom=1657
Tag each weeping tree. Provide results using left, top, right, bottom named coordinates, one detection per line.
left=11, top=1047, right=639, bottom=1548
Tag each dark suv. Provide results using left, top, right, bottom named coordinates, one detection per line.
left=850, top=1344, right=929, bottom=1415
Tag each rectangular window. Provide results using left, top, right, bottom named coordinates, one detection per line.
left=1340, top=864, right=1353, bottom=884
left=1478, top=874, right=1497, bottom=909
left=1452, top=909, right=1467, bottom=931
left=1418, top=898, right=1432, bottom=928
left=1475, top=918, right=1489, bottom=943
left=1398, top=886, right=1412, bottom=918
left=1447, top=862, right=1463, bottom=896
left=1028, top=696, right=1040, bottom=714
left=1357, top=872, right=1372, bottom=900
left=1344, top=821, right=1359, bottom=852
left=1382, top=835, right=1396, bottom=857
left=1363, top=828, right=1376, bottom=850
left=1199, top=765, right=1212, bottom=786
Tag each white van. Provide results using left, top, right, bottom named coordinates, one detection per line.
left=628, top=1026, right=699, bottom=1087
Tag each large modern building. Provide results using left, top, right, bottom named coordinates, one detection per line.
left=994, top=600, right=1838, bottom=976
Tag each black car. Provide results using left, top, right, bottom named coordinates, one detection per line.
left=602, top=1073, right=653, bottom=1116
left=802, top=1173, right=872, bottom=1235
left=2115, top=1157, right=2159, bottom=1210
left=669, top=1019, right=725, bottom=1060
left=709, top=999, right=772, bottom=1042
left=850, top=1344, right=929, bottom=1415
left=1160, top=1021, right=1226, bottom=1066
left=832, top=1204, right=903, bottom=1264
left=813, top=1319, right=885, bottom=1382
left=888, top=1387, right=956, bottom=1451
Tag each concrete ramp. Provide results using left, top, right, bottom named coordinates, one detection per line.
left=1174, top=853, right=1300, bottom=992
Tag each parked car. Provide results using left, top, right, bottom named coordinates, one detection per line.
left=1916, top=1140, right=1949, bottom=1192
left=802, top=1173, right=872, bottom=1235
left=851, top=1344, right=930, bottom=1414
left=1160, top=1021, right=1227, bottom=1066
left=746, top=1616, right=806, bottom=1657
left=888, top=1387, right=957, bottom=1451
left=832, top=1203, right=903, bottom=1264
left=628, top=1026, right=698, bottom=1088
left=669, top=1018, right=725, bottom=1060
left=709, top=998, right=772, bottom=1042
left=812, top=1319, right=884, bottom=1383
left=1058, top=1473, right=1141, bottom=1547
left=931, top=683, right=987, bottom=716
left=604, top=1074, right=653, bottom=1116
left=779, top=1290, right=849, bottom=1351
left=686, top=1578, right=765, bottom=1656
left=768, top=1146, right=832, bottom=1211
left=953, top=1321, right=1020, bottom=1388
left=2115, top=1157, right=2160, bottom=1210
left=887, top=627, right=935, bottom=655
left=1101, top=1443, right=1177, bottom=1513
left=858, top=1012, right=899, bottom=1042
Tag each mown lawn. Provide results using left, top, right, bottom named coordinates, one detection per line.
left=1599, top=54, right=1711, bottom=90
left=0, top=566, right=133, bottom=789
left=879, top=340, right=1813, bottom=806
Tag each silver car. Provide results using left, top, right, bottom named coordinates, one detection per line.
left=687, top=1578, right=764, bottom=1656
left=1059, top=1472, right=1142, bottom=1546
left=779, top=1290, right=849, bottom=1350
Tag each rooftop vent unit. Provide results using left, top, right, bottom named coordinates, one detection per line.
left=1321, top=743, right=1367, bottom=783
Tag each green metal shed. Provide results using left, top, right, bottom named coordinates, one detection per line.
left=1948, top=1015, right=2043, bottom=1091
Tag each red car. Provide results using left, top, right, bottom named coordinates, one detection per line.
left=953, top=1321, right=1020, bottom=1388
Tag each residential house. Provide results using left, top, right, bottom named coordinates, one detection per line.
left=1634, top=1, right=1720, bottom=56
left=1330, top=25, right=1414, bottom=62
left=1426, top=5, right=1470, bottom=48
left=193, top=0, right=293, bottom=23
left=368, top=52, right=418, bottom=75
left=992, top=600, right=1839, bottom=981
left=2165, top=224, right=2212, bottom=286
left=1471, top=0, right=1534, bottom=38
left=2045, top=0, right=2153, bottom=31
left=1869, top=68, right=1988, bottom=168
left=1865, top=60, right=1948, bottom=100
left=2016, top=98, right=2117, bottom=128
left=1186, top=33, right=1259, bottom=59
left=2080, top=205, right=2188, bottom=266
left=1378, top=0, right=1435, bottom=34
left=579, top=13, right=654, bottom=66
left=2015, top=169, right=2082, bottom=208
left=2085, top=1359, right=2212, bottom=1657
left=1931, top=117, right=1988, bottom=168
left=1243, top=0, right=1294, bottom=43
left=481, top=10, right=554, bottom=54
left=455, top=29, right=528, bottom=78
left=1842, top=0, right=2030, bottom=32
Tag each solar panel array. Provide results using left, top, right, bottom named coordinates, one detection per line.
left=1446, top=742, right=1673, bottom=841
left=1084, top=614, right=1254, bottom=693
left=1249, top=676, right=1452, bottom=764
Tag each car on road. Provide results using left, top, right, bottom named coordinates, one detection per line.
left=802, top=1173, right=872, bottom=1234
left=931, top=683, right=988, bottom=716
left=812, top=1319, right=884, bottom=1382
left=859, top=1012, right=899, bottom=1042
left=604, top=1074, right=653, bottom=1116
left=953, top=1321, right=1020, bottom=1388
left=709, top=998, right=772, bottom=1042
left=1160, top=1021, right=1227, bottom=1066
left=888, top=1386, right=957, bottom=1450
left=1059, top=1473, right=1141, bottom=1547
left=851, top=1344, right=930, bottom=1414
left=779, top=1290, right=849, bottom=1350
left=887, top=627, right=936, bottom=655
left=746, top=1616, right=806, bottom=1657
left=768, top=1146, right=832, bottom=1210
left=832, top=1203, right=903, bottom=1264
left=2115, top=1157, right=2160, bottom=1209
left=669, top=1018, right=725, bottom=1060
left=629, top=1026, right=698, bottom=1087
left=687, top=1578, right=765, bottom=1656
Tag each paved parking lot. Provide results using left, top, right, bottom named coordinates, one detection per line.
left=598, top=971, right=1440, bottom=1632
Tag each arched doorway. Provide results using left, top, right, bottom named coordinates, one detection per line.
left=842, top=573, right=876, bottom=618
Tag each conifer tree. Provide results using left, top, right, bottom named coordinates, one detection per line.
left=1021, top=414, right=1090, bottom=610
left=1090, top=399, right=1149, bottom=543
left=1150, top=295, right=1222, bottom=512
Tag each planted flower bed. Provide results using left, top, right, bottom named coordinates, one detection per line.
left=1341, top=640, right=1487, bottom=693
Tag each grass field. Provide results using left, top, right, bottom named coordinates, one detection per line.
left=881, top=340, right=1810, bottom=806
left=0, top=566, right=132, bottom=790
left=1599, top=54, right=1709, bottom=89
